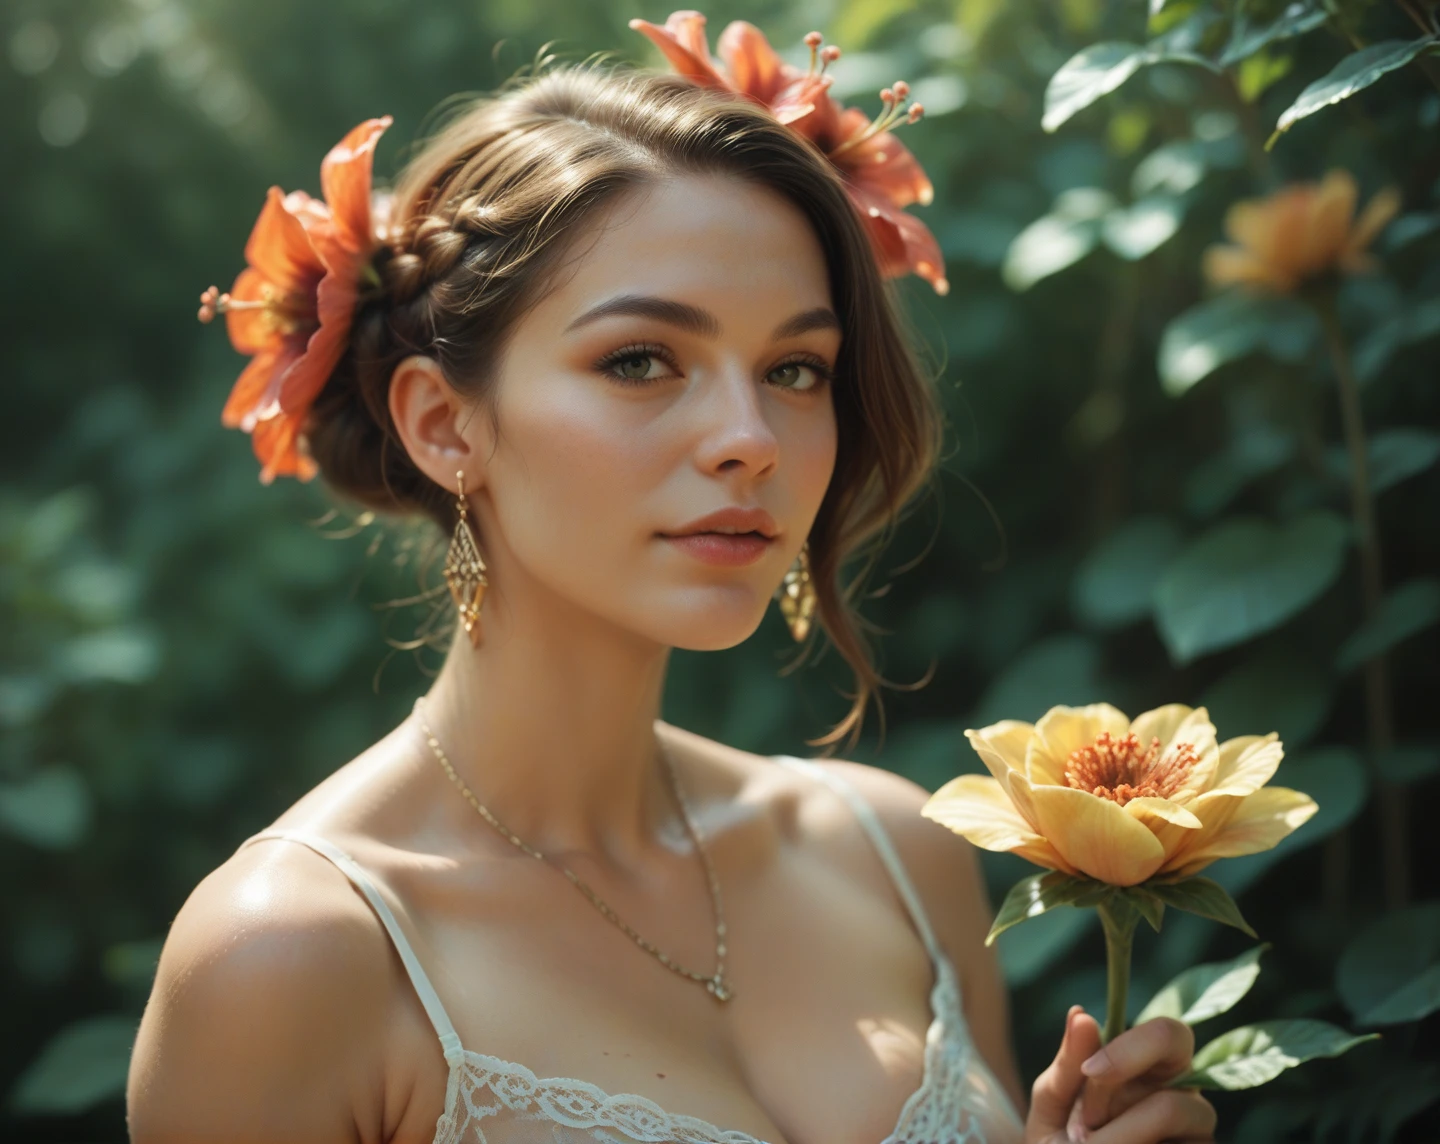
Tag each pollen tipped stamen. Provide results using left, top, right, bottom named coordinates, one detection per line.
left=830, top=78, right=922, bottom=157
left=1065, top=732, right=1200, bottom=807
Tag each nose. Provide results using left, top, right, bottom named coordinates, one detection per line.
left=691, top=365, right=780, bottom=481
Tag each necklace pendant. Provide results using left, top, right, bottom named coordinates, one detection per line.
left=707, top=975, right=733, bottom=1003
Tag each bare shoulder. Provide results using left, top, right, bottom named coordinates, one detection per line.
left=127, top=837, right=397, bottom=1143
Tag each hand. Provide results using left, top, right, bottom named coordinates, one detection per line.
left=1025, top=1006, right=1216, bottom=1143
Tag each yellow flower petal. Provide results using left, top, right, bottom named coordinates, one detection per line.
left=1003, top=768, right=1044, bottom=835
left=1129, top=704, right=1218, bottom=797
left=1027, top=783, right=1166, bottom=886
left=1028, top=703, right=1131, bottom=787
left=1203, top=245, right=1295, bottom=293
left=1161, top=786, right=1318, bottom=877
left=1306, top=169, right=1358, bottom=271
left=922, top=774, right=1075, bottom=873
left=1344, top=186, right=1401, bottom=261
left=1123, top=796, right=1203, bottom=830
left=1224, top=198, right=1278, bottom=259
left=964, top=721, right=1035, bottom=785
left=1209, top=733, right=1284, bottom=797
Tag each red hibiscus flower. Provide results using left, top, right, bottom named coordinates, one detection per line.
left=630, top=10, right=947, bottom=295
left=199, top=116, right=392, bottom=483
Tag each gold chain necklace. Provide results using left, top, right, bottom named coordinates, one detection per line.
left=412, top=698, right=734, bottom=1003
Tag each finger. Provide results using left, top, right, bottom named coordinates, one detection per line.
left=1080, top=1017, right=1195, bottom=1127
left=1086, top=1088, right=1217, bottom=1144
left=1028, top=1006, right=1101, bottom=1133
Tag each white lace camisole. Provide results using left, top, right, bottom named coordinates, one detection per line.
left=234, top=756, right=1025, bottom=1144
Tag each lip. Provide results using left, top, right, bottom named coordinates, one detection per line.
left=662, top=506, right=779, bottom=540
left=659, top=506, right=779, bottom=568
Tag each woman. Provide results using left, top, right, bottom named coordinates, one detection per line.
left=127, top=16, right=1215, bottom=1144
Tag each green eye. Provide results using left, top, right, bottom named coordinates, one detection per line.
left=618, top=355, right=652, bottom=379
left=768, top=362, right=824, bottom=390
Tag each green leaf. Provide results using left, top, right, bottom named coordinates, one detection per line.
left=1176, top=1020, right=1378, bottom=1089
left=1101, top=195, right=1185, bottom=260
left=1138, top=944, right=1269, bottom=1026
left=1337, top=903, right=1440, bottom=1026
left=1327, top=429, right=1440, bottom=494
left=1158, top=293, right=1318, bottom=396
left=1001, top=188, right=1116, bottom=290
left=1153, top=512, right=1349, bottom=664
left=1044, top=42, right=1216, bottom=133
left=1272, top=37, right=1440, bottom=141
left=8, top=1014, right=135, bottom=1114
left=1132, top=140, right=1208, bottom=197
left=0, top=766, right=92, bottom=850
left=1147, top=876, right=1257, bottom=937
left=1220, top=2, right=1328, bottom=68
left=987, top=870, right=1106, bottom=945
left=1354, top=296, right=1440, bottom=384
left=996, top=904, right=1097, bottom=987
left=1072, top=515, right=1183, bottom=631
left=1184, top=425, right=1296, bottom=519
left=1201, top=651, right=1334, bottom=749
left=1125, top=887, right=1167, bottom=933
left=1375, top=745, right=1440, bottom=785
left=1335, top=578, right=1440, bottom=672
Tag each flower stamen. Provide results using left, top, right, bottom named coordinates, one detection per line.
left=830, top=77, right=925, bottom=158
left=1065, top=732, right=1199, bottom=806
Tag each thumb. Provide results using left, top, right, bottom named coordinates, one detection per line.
left=1028, top=1006, right=1102, bottom=1139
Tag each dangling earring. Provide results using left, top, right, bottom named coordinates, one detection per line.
left=443, top=470, right=488, bottom=647
left=777, top=542, right=817, bottom=642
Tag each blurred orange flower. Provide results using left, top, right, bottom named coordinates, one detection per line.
left=199, top=116, right=391, bottom=483
left=1203, top=169, right=1400, bottom=296
left=630, top=11, right=947, bottom=295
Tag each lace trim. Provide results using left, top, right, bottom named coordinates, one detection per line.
left=432, top=952, right=996, bottom=1144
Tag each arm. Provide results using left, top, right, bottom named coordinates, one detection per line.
left=127, top=845, right=395, bottom=1144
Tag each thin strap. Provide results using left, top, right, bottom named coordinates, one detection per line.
left=773, top=757, right=947, bottom=968
left=237, top=829, right=465, bottom=1066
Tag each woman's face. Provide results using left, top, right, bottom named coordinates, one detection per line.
left=455, top=173, right=839, bottom=650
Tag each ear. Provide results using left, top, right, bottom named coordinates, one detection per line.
left=388, top=355, right=489, bottom=491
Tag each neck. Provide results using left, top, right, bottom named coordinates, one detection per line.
left=418, top=579, right=675, bottom=866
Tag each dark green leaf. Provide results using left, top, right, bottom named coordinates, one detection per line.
left=1001, top=188, right=1116, bottom=290
left=995, top=903, right=1097, bottom=987
left=1176, top=1020, right=1378, bottom=1089
left=1273, top=37, right=1440, bottom=140
left=1335, top=579, right=1440, bottom=672
left=1201, top=651, right=1334, bottom=748
left=1355, top=296, right=1440, bottom=384
left=1184, top=425, right=1296, bottom=519
left=1153, top=513, right=1349, bottom=664
left=1326, top=429, right=1440, bottom=494
left=1375, top=745, right=1440, bottom=784
left=1147, top=876, right=1257, bottom=937
left=1220, top=2, right=1328, bottom=68
left=1138, top=944, right=1269, bottom=1025
left=1158, top=293, right=1318, bottom=396
left=8, top=1014, right=136, bottom=1114
left=987, top=871, right=1106, bottom=945
left=1126, top=887, right=1167, bottom=933
left=1101, top=195, right=1185, bottom=260
left=0, top=766, right=91, bottom=850
left=1072, top=516, right=1183, bottom=630
left=1337, top=903, right=1440, bottom=1026
left=1044, top=42, right=1217, bottom=133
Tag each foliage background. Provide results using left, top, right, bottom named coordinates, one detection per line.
left=3, top=0, right=1437, bottom=1139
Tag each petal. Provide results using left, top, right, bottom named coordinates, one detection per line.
left=320, top=116, right=391, bottom=255
left=243, top=186, right=326, bottom=295
left=837, top=127, right=933, bottom=209
left=1123, top=796, right=1202, bottom=830
left=1305, top=169, right=1357, bottom=272
left=777, top=76, right=844, bottom=142
left=964, top=721, right=1035, bottom=784
left=1224, top=197, right=1283, bottom=261
left=1161, top=786, right=1318, bottom=877
left=221, top=348, right=286, bottom=429
left=715, top=21, right=789, bottom=103
left=629, top=13, right=728, bottom=89
left=1202, top=245, right=1293, bottom=293
left=1027, top=783, right=1166, bottom=887
left=923, top=775, right=1077, bottom=873
left=224, top=267, right=286, bottom=356
left=1028, top=704, right=1131, bottom=788
left=1344, top=186, right=1401, bottom=260
left=1209, top=733, right=1284, bottom=797
left=1001, top=769, right=1044, bottom=835
left=1132, top=704, right=1218, bottom=795
left=276, top=271, right=356, bottom=415
left=251, top=409, right=318, bottom=485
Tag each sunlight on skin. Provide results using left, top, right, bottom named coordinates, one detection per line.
left=855, top=1016, right=925, bottom=1078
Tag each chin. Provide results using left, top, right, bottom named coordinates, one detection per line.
left=641, top=583, right=772, bottom=651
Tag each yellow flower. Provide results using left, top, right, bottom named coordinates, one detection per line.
left=1202, top=169, right=1400, bottom=295
left=922, top=704, right=1318, bottom=887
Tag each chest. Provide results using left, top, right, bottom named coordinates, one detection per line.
left=381, top=836, right=942, bottom=1144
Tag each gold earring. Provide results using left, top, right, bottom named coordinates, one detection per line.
left=777, top=542, right=817, bottom=642
left=443, top=471, right=488, bottom=647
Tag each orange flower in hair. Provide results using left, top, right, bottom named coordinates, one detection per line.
left=199, top=116, right=392, bottom=483
left=630, top=11, right=947, bottom=295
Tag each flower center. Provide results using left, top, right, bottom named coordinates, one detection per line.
left=197, top=280, right=316, bottom=336
left=1065, top=732, right=1199, bottom=806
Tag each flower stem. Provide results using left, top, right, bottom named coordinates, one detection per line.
left=1097, top=899, right=1138, bottom=1045
left=1317, top=296, right=1409, bottom=911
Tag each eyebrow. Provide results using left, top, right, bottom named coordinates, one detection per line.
left=563, top=294, right=840, bottom=342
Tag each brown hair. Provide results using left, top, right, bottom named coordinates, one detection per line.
left=306, top=63, right=942, bottom=745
